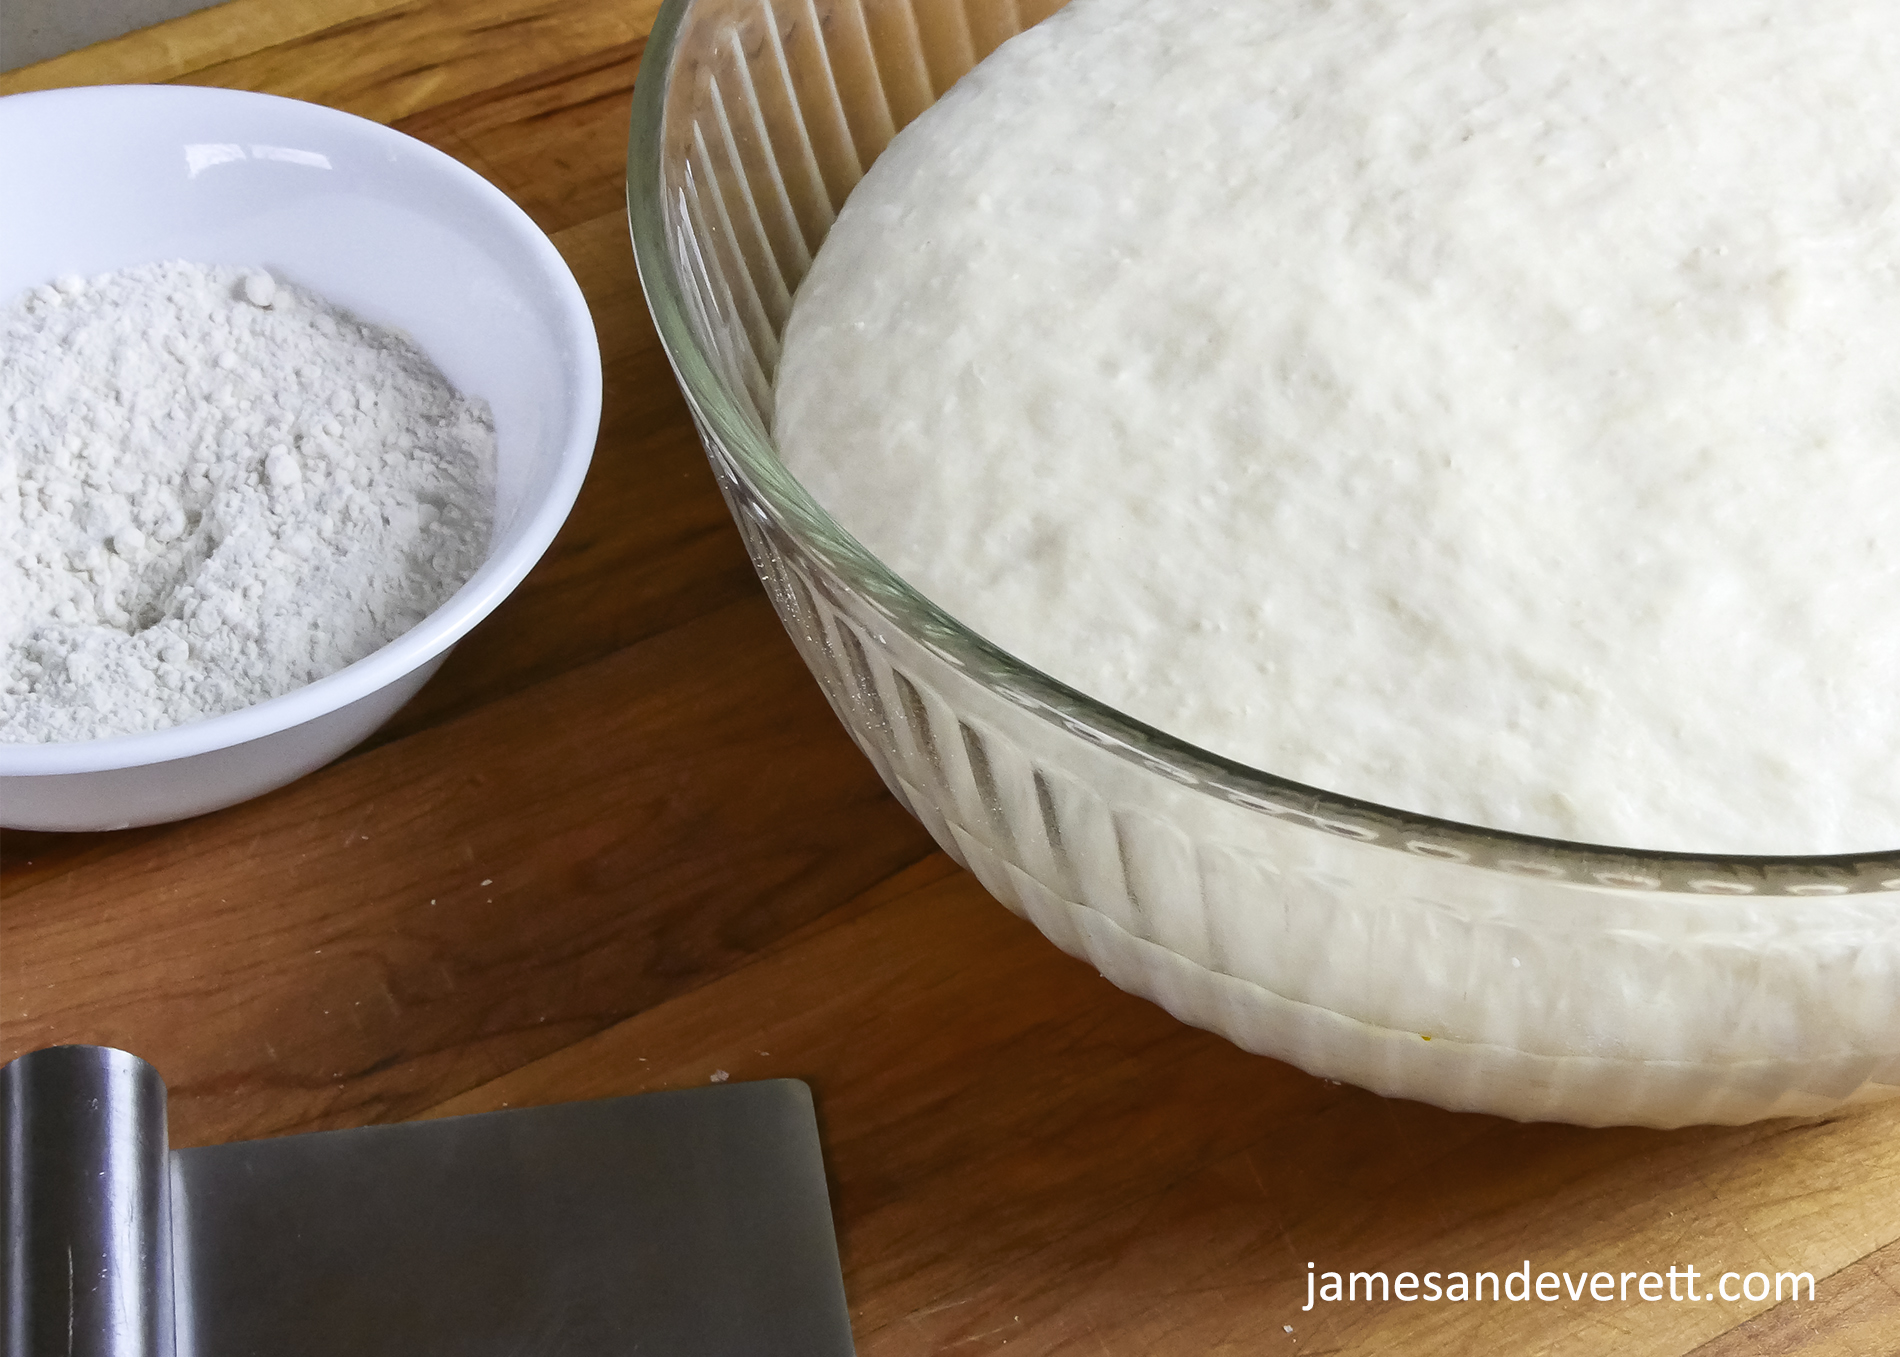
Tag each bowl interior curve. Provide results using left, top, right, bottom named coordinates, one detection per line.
left=0, top=85, right=601, bottom=776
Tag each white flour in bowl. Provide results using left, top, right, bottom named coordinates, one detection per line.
left=775, top=0, right=1900, bottom=856
left=0, top=260, right=494, bottom=743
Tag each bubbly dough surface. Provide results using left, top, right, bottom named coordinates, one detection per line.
left=774, top=0, right=1900, bottom=855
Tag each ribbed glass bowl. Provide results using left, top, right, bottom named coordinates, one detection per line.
left=626, top=0, right=1900, bottom=1127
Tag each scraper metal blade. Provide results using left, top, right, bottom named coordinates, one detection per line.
left=1, top=1045, right=857, bottom=1357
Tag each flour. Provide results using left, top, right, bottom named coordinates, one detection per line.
left=0, top=260, right=495, bottom=743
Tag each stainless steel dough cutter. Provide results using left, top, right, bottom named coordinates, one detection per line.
left=1, top=1045, right=856, bottom=1356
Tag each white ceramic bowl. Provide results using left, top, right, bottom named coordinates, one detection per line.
left=628, top=0, right=1900, bottom=1126
left=0, top=86, right=601, bottom=831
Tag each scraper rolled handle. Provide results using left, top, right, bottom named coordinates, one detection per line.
left=1, top=1045, right=173, bottom=1357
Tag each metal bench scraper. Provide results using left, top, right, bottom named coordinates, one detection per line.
left=1, top=1045, right=856, bottom=1356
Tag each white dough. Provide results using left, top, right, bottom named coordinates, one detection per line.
left=775, top=0, right=1900, bottom=856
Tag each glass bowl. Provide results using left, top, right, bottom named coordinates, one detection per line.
left=626, top=0, right=1900, bottom=1126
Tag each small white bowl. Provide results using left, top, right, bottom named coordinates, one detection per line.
left=0, top=86, right=601, bottom=831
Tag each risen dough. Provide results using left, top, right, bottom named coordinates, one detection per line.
left=774, top=0, right=1900, bottom=855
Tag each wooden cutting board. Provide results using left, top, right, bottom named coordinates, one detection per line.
left=3, top=4, right=1896, bottom=1352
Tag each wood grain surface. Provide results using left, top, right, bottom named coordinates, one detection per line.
left=3, top=3, right=1897, bottom=1352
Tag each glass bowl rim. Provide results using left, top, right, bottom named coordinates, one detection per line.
left=623, top=0, right=1900, bottom=894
